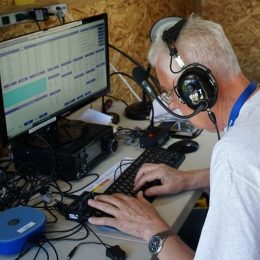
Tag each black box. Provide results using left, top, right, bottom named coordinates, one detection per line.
left=12, top=121, right=117, bottom=181
left=139, top=126, right=170, bottom=148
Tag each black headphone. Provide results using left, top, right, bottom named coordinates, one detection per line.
left=150, top=16, right=218, bottom=112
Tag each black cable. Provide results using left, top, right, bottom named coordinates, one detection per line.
left=15, top=234, right=54, bottom=260
left=43, top=203, right=58, bottom=224
left=14, top=241, right=30, bottom=260
left=67, top=241, right=108, bottom=260
left=46, top=240, right=59, bottom=260
left=47, top=223, right=89, bottom=241
left=40, top=245, right=49, bottom=260
left=35, top=20, right=41, bottom=31
left=56, top=6, right=65, bottom=25
left=110, top=71, right=134, bottom=80
left=109, top=43, right=161, bottom=122
left=60, top=173, right=99, bottom=195
left=113, top=159, right=134, bottom=182
left=51, top=179, right=73, bottom=194
left=109, top=71, right=138, bottom=101
left=109, top=44, right=142, bottom=68
left=33, top=244, right=48, bottom=260
left=57, top=16, right=63, bottom=25
left=169, top=55, right=186, bottom=74
left=114, top=126, right=143, bottom=143
left=109, top=44, right=161, bottom=93
left=46, top=223, right=84, bottom=235
left=207, top=109, right=220, bottom=140
left=8, top=161, right=40, bottom=207
left=84, top=223, right=109, bottom=248
left=110, top=70, right=155, bottom=125
left=1, top=156, right=60, bottom=210
left=34, top=134, right=56, bottom=178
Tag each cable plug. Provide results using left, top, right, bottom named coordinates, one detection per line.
left=15, top=13, right=31, bottom=22
left=56, top=6, right=65, bottom=18
left=106, top=245, right=126, bottom=260
left=28, top=233, right=47, bottom=246
left=54, top=200, right=69, bottom=216
left=55, top=6, right=65, bottom=23
left=30, top=8, right=54, bottom=21
left=40, top=185, right=52, bottom=204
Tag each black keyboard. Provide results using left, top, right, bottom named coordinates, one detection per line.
left=103, top=147, right=185, bottom=202
left=64, top=147, right=185, bottom=222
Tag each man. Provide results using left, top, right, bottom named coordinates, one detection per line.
left=88, top=14, right=260, bottom=259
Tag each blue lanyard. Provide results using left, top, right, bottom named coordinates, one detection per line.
left=227, top=82, right=257, bottom=130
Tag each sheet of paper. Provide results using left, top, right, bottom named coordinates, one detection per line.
left=76, top=157, right=135, bottom=195
left=79, top=108, right=112, bottom=125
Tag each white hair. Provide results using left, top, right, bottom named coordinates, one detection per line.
left=148, top=15, right=241, bottom=81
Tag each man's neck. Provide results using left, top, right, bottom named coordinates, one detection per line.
left=214, top=73, right=250, bottom=131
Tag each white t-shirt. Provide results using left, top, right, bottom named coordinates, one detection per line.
left=195, top=90, right=260, bottom=260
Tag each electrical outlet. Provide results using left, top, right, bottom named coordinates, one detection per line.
left=46, top=3, right=67, bottom=17
left=0, top=10, right=31, bottom=27
left=0, top=3, right=67, bottom=28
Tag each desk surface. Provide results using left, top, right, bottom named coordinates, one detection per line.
left=1, top=101, right=218, bottom=260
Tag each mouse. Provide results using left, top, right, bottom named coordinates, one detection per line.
left=167, top=139, right=199, bottom=154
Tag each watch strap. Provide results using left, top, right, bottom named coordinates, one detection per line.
left=151, top=254, right=159, bottom=260
left=155, top=229, right=174, bottom=239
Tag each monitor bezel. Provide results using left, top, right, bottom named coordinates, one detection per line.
left=0, top=13, right=110, bottom=146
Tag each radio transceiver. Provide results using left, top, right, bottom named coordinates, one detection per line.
left=12, top=121, right=117, bottom=181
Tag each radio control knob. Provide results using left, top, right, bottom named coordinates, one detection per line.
left=103, top=139, right=118, bottom=153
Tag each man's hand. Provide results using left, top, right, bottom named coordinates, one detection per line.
left=88, top=192, right=169, bottom=241
left=134, top=163, right=210, bottom=197
left=134, top=163, right=187, bottom=196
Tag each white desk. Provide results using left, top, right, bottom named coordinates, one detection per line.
left=1, top=101, right=218, bottom=260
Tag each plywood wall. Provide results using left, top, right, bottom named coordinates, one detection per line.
left=200, top=0, right=260, bottom=84
left=0, top=0, right=194, bottom=105
left=0, top=0, right=259, bottom=105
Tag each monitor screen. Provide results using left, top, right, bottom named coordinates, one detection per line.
left=0, top=13, right=109, bottom=146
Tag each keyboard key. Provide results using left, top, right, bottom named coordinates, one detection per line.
left=104, top=147, right=185, bottom=203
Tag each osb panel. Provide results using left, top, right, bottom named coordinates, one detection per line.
left=0, top=0, right=194, bottom=105
left=0, top=0, right=259, bottom=104
left=106, top=0, right=193, bottom=104
left=201, top=0, right=260, bottom=82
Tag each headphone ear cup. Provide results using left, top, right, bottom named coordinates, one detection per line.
left=176, top=64, right=218, bottom=110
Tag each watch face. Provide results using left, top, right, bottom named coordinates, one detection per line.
left=149, top=235, right=162, bottom=253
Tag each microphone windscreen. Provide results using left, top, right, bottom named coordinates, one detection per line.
left=132, top=66, right=148, bottom=85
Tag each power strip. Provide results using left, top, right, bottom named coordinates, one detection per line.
left=0, top=3, right=67, bottom=28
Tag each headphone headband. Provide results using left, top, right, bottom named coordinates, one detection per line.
left=149, top=16, right=183, bottom=43
left=162, top=17, right=187, bottom=43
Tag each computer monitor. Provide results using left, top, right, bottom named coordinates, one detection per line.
left=0, top=13, right=109, bottom=147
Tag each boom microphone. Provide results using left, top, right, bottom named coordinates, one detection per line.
left=132, top=66, right=205, bottom=120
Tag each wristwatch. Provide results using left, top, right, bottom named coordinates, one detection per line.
left=148, top=229, right=173, bottom=257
